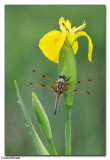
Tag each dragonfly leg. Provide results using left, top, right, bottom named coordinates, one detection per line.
left=65, top=76, right=72, bottom=82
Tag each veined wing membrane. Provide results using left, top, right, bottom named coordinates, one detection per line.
left=64, top=79, right=92, bottom=86
left=31, top=70, right=57, bottom=84
left=28, top=82, right=57, bottom=89
left=64, top=88, right=90, bottom=94
left=64, top=87, right=91, bottom=99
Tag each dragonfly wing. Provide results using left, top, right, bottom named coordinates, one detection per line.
left=28, top=82, right=57, bottom=89
left=65, top=88, right=90, bottom=94
left=64, top=88, right=91, bottom=99
left=64, top=79, right=93, bottom=86
left=31, top=70, right=57, bottom=84
left=64, top=79, right=93, bottom=98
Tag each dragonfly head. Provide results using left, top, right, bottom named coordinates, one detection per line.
left=59, top=75, right=66, bottom=80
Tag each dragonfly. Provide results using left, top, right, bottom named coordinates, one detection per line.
left=29, top=70, right=92, bottom=115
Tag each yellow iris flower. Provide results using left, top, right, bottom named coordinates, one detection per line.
left=39, top=17, right=93, bottom=63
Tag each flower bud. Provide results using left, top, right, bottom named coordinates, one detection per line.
left=32, top=92, right=52, bottom=141
left=58, top=43, right=77, bottom=108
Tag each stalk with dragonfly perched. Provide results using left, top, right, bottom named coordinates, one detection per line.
left=15, top=17, right=93, bottom=155
left=39, top=17, right=93, bottom=155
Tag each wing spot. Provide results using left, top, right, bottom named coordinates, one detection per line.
left=87, top=91, right=90, bottom=94
left=42, top=75, right=46, bottom=78
left=77, top=81, right=80, bottom=83
left=32, top=70, right=36, bottom=72
left=42, top=84, right=46, bottom=87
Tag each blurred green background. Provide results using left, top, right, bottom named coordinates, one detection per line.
left=5, top=5, right=105, bottom=155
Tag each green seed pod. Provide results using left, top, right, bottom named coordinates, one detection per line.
left=32, top=92, right=52, bottom=142
left=58, top=43, right=77, bottom=108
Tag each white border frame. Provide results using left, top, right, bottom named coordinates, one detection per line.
left=0, top=1, right=109, bottom=160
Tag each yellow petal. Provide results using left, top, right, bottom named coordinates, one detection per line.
left=72, top=40, right=78, bottom=55
left=65, top=19, right=71, bottom=31
left=59, top=17, right=67, bottom=34
left=74, top=31, right=93, bottom=62
left=73, top=20, right=86, bottom=35
left=71, top=26, right=76, bottom=34
left=59, top=17, right=71, bottom=34
left=39, top=30, right=66, bottom=63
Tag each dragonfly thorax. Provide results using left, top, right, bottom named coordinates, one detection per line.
left=57, top=78, right=65, bottom=83
left=54, top=78, right=65, bottom=93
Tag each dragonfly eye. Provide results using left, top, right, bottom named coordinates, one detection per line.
left=62, top=75, right=66, bottom=80
left=59, top=75, right=66, bottom=79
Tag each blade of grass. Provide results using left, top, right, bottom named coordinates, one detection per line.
left=14, top=80, right=49, bottom=155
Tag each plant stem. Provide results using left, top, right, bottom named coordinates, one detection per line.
left=65, top=107, right=71, bottom=155
left=49, top=140, right=57, bottom=155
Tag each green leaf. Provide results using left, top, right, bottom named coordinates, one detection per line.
left=14, top=80, right=49, bottom=155
left=32, top=92, right=52, bottom=142
left=58, top=43, right=77, bottom=107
